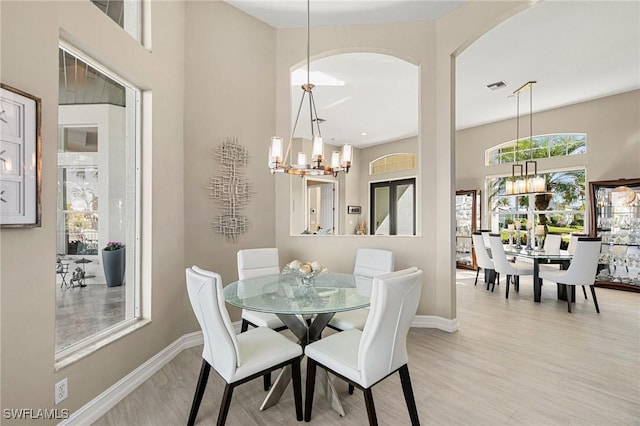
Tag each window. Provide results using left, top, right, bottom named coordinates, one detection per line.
left=486, top=168, right=586, bottom=240
left=486, top=134, right=586, bottom=165
left=370, top=178, right=416, bottom=235
left=370, top=153, right=416, bottom=175
left=56, top=43, right=140, bottom=357
left=90, top=0, right=141, bottom=41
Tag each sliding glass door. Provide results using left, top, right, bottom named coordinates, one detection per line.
left=370, top=178, right=416, bottom=235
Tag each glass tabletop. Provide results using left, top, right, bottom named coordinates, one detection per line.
left=223, top=272, right=371, bottom=315
left=503, top=246, right=573, bottom=260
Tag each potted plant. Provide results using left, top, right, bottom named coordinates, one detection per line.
left=102, top=241, right=125, bottom=287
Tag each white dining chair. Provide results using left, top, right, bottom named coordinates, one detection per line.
left=304, top=267, right=422, bottom=425
left=185, top=267, right=303, bottom=426
left=472, top=232, right=496, bottom=290
left=544, top=233, right=562, bottom=252
left=236, top=248, right=287, bottom=332
left=488, top=233, right=534, bottom=298
left=567, top=233, right=587, bottom=255
left=326, top=248, right=395, bottom=332
left=538, top=237, right=602, bottom=313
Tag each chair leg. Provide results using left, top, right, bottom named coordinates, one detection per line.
left=590, top=285, right=600, bottom=313
left=505, top=275, right=510, bottom=299
left=515, top=275, right=520, bottom=292
left=348, top=384, right=354, bottom=395
left=187, top=360, right=211, bottom=426
left=474, top=267, right=480, bottom=286
left=567, top=287, right=572, bottom=313
left=216, top=383, right=234, bottom=426
left=291, top=357, right=303, bottom=421
left=263, top=374, right=271, bottom=391
left=240, top=319, right=249, bottom=332
left=304, top=359, right=317, bottom=422
left=491, top=272, right=498, bottom=292
left=363, top=388, right=378, bottom=426
left=399, top=365, right=420, bottom=426
left=582, top=285, right=588, bottom=299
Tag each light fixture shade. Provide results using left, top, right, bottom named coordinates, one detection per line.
left=331, top=151, right=340, bottom=168
left=312, top=136, right=324, bottom=160
left=515, top=179, right=526, bottom=194
left=506, top=180, right=515, bottom=195
left=270, top=136, right=283, bottom=164
left=533, top=175, right=546, bottom=192
left=341, top=144, right=352, bottom=165
left=298, top=152, right=307, bottom=167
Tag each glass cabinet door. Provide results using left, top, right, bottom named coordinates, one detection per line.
left=456, top=190, right=481, bottom=270
left=589, top=178, right=640, bottom=292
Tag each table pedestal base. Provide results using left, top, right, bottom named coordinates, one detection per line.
left=259, top=313, right=345, bottom=416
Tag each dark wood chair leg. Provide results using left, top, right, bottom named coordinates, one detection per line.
left=291, top=357, right=303, bottom=421
left=505, top=275, right=510, bottom=299
left=399, top=365, right=420, bottom=426
left=188, top=360, right=211, bottom=426
left=348, top=384, right=354, bottom=395
left=216, top=383, right=234, bottom=426
left=363, top=388, right=378, bottom=426
left=567, top=288, right=572, bottom=313
left=474, top=267, right=480, bottom=286
left=304, top=359, right=317, bottom=422
left=240, top=319, right=249, bottom=332
left=263, top=373, right=271, bottom=391
left=582, top=285, right=588, bottom=299
left=515, top=275, right=520, bottom=292
left=590, top=285, right=600, bottom=313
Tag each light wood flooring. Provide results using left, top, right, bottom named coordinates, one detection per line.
left=94, top=270, right=639, bottom=425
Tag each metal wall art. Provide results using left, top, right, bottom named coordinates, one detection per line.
left=208, top=137, right=251, bottom=242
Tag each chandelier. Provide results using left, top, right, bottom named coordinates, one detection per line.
left=505, top=81, right=546, bottom=195
left=268, top=0, right=352, bottom=177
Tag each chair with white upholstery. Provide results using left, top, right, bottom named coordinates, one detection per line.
left=185, top=267, right=303, bottom=426
left=539, top=237, right=602, bottom=313
left=327, top=248, right=395, bottom=332
left=567, top=233, right=587, bottom=255
left=304, top=267, right=423, bottom=425
left=237, top=248, right=287, bottom=333
left=544, top=233, right=562, bottom=252
left=472, top=232, right=496, bottom=290
left=488, top=233, right=534, bottom=298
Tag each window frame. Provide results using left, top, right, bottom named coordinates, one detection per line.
left=369, top=177, right=416, bottom=236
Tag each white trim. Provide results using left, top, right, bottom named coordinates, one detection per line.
left=59, top=331, right=203, bottom=426
left=411, top=315, right=458, bottom=333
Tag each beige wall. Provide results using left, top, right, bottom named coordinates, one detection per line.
left=0, top=0, right=185, bottom=423
left=456, top=90, right=640, bottom=228
left=182, top=1, right=277, bottom=326
left=274, top=2, right=525, bottom=321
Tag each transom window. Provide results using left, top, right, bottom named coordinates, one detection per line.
left=485, top=133, right=586, bottom=166
left=370, top=153, right=416, bottom=175
left=90, top=0, right=141, bottom=41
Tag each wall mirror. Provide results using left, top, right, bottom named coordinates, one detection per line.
left=289, top=52, right=419, bottom=236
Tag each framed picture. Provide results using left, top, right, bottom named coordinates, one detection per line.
left=1, top=83, right=42, bottom=228
left=347, top=205, right=361, bottom=214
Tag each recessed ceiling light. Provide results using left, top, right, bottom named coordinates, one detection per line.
left=361, top=132, right=367, bottom=136
left=486, top=81, right=508, bottom=91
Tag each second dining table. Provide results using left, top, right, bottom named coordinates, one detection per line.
left=223, top=271, right=371, bottom=416
left=503, top=246, right=574, bottom=302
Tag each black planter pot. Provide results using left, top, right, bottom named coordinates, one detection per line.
left=102, top=247, right=125, bottom=287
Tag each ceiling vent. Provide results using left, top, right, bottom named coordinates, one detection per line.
left=486, top=81, right=508, bottom=91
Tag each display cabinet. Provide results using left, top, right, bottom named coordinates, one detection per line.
left=589, top=178, right=640, bottom=292
left=456, top=190, right=481, bottom=270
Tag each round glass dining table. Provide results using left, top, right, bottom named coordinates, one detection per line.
left=224, top=272, right=371, bottom=415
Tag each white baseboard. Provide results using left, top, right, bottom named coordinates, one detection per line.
left=59, top=331, right=204, bottom=426
left=62, top=317, right=453, bottom=425
left=412, top=315, right=458, bottom=332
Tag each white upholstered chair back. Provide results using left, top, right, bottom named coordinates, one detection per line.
left=353, top=248, right=395, bottom=277
left=557, top=238, right=602, bottom=285
left=472, top=232, right=494, bottom=270
left=480, top=230, right=492, bottom=249
left=567, top=233, right=587, bottom=255
left=358, top=267, right=422, bottom=387
left=237, top=248, right=280, bottom=279
left=544, top=234, right=562, bottom=252
left=186, top=267, right=240, bottom=383
left=488, top=234, right=517, bottom=275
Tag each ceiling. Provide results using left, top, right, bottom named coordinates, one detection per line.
left=225, top=0, right=640, bottom=147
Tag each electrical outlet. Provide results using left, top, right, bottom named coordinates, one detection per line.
left=55, top=378, right=68, bottom=405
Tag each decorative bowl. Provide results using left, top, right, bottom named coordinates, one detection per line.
left=282, top=260, right=327, bottom=286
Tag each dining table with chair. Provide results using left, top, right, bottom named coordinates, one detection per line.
left=223, top=271, right=371, bottom=416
